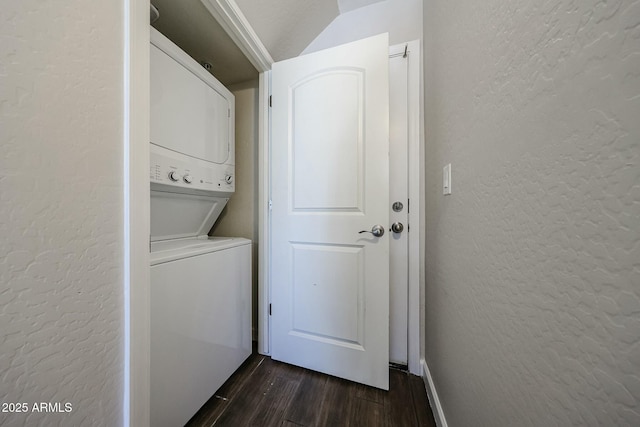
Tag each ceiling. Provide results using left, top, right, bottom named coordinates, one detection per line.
left=337, top=0, right=386, bottom=14
left=151, top=0, right=386, bottom=86
left=233, top=0, right=339, bottom=62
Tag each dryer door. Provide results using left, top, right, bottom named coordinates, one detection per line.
left=151, top=44, right=231, bottom=164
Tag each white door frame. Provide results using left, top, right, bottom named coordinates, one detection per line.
left=126, top=0, right=151, bottom=426
left=389, top=41, right=421, bottom=373
left=393, top=40, right=422, bottom=375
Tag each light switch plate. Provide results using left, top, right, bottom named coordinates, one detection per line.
left=443, top=163, right=451, bottom=195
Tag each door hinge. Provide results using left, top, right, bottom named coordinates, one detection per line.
left=269, top=303, right=272, bottom=316
left=407, top=198, right=410, bottom=213
left=269, top=95, right=272, bottom=107
left=269, top=199, right=273, bottom=211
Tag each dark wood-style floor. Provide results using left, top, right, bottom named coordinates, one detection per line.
left=186, top=351, right=437, bottom=427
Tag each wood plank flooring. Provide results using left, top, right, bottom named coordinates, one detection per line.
left=186, top=351, right=437, bottom=427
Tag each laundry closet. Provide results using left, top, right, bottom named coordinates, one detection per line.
left=148, top=2, right=260, bottom=426
left=146, top=0, right=425, bottom=423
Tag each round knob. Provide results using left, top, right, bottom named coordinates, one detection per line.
left=391, top=222, right=404, bottom=233
left=225, top=174, right=233, bottom=184
left=183, top=174, right=193, bottom=184
left=392, top=202, right=404, bottom=212
left=168, top=171, right=179, bottom=182
left=370, top=225, right=384, bottom=237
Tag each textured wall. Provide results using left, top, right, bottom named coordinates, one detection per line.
left=211, top=80, right=260, bottom=339
left=0, top=1, right=124, bottom=426
left=423, top=1, right=640, bottom=426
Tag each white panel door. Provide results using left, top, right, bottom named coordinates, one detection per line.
left=271, top=34, right=390, bottom=390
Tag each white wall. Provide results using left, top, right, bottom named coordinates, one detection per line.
left=0, top=1, right=126, bottom=425
left=211, top=80, right=260, bottom=339
left=303, top=0, right=422, bottom=54
left=423, top=1, right=640, bottom=426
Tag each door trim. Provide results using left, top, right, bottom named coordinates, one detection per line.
left=400, top=40, right=423, bottom=376
left=259, top=40, right=423, bottom=376
left=125, top=0, right=151, bottom=425
left=200, top=0, right=274, bottom=72
left=257, top=70, right=271, bottom=355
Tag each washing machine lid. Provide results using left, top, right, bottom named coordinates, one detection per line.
left=150, top=237, right=251, bottom=265
left=150, top=190, right=228, bottom=242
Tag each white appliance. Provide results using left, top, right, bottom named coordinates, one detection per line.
left=149, top=27, right=251, bottom=427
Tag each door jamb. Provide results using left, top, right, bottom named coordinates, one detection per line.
left=257, top=70, right=271, bottom=354
left=126, top=0, right=150, bottom=425
left=390, top=40, right=422, bottom=375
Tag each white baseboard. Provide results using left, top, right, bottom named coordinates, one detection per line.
left=421, top=358, right=448, bottom=427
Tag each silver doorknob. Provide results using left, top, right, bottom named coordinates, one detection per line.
left=359, top=224, right=385, bottom=237
left=391, top=222, right=404, bottom=233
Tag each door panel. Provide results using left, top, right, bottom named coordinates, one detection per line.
left=291, top=243, right=364, bottom=345
left=271, top=33, right=390, bottom=390
left=291, top=70, right=364, bottom=211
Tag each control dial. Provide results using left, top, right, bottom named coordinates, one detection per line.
left=224, top=174, right=233, bottom=184
left=168, top=171, right=180, bottom=182
left=183, top=174, right=193, bottom=184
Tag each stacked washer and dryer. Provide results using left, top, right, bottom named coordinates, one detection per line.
left=149, top=27, right=252, bottom=427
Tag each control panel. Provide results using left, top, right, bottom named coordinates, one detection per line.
left=150, top=144, right=234, bottom=193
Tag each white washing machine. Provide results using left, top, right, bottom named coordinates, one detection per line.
left=150, top=237, right=251, bottom=427
left=149, top=27, right=251, bottom=427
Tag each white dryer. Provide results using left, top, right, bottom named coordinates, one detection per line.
left=149, top=27, right=251, bottom=427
